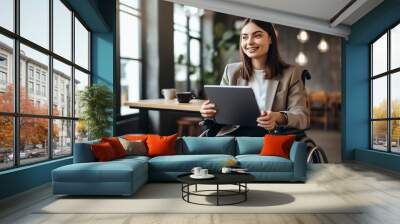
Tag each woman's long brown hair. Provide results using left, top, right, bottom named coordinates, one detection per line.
left=239, top=18, right=289, bottom=81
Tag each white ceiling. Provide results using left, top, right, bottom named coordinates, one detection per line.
left=164, top=0, right=384, bottom=38
left=223, top=0, right=352, bottom=23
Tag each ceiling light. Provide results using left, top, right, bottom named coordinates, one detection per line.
left=297, top=30, right=309, bottom=43
left=318, top=38, right=329, bottom=53
left=295, top=51, right=308, bottom=66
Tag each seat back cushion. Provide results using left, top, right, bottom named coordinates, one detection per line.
left=178, top=137, right=235, bottom=155
left=101, top=137, right=127, bottom=158
left=236, top=137, right=263, bottom=155
left=260, top=134, right=296, bottom=159
left=91, top=142, right=118, bottom=161
left=147, top=134, right=178, bottom=157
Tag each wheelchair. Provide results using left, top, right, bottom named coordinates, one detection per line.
left=198, top=69, right=329, bottom=163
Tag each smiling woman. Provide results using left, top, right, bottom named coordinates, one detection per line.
left=200, top=19, right=309, bottom=137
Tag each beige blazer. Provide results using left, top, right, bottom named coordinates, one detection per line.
left=216, top=62, right=310, bottom=136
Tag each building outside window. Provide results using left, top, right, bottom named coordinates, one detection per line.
left=118, top=0, right=142, bottom=116
left=370, top=22, right=400, bottom=154
left=0, top=0, right=91, bottom=170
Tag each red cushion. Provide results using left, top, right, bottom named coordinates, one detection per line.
left=91, top=142, right=118, bottom=161
left=101, top=137, right=127, bottom=158
left=259, top=134, right=296, bottom=159
left=146, top=134, right=177, bottom=157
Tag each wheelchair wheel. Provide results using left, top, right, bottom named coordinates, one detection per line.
left=301, top=137, right=328, bottom=163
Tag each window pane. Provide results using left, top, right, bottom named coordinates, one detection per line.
left=174, top=4, right=187, bottom=27
left=372, top=34, right=387, bottom=76
left=190, top=39, right=200, bottom=66
left=75, top=18, right=89, bottom=70
left=120, top=0, right=140, bottom=9
left=391, top=72, right=400, bottom=118
left=0, top=116, right=13, bottom=170
left=75, top=120, right=88, bottom=143
left=372, top=121, right=388, bottom=151
left=0, top=0, right=14, bottom=31
left=20, top=117, right=49, bottom=165
left=392, top=120, right=400, bottom=153
left=174, top=31, right=187, bottom=64
left=120, top=12, right=140, bottom=59
left=391, top=24, right=400, bottom=70
left=53, top=119, right=72, bottom=158
left=20, top=44, right=49, bottom=115
left=53, top=59, right=72, bottom=117
left=74, top=69, right=89, bottom=118
left=53, top=0, right=72, bottom=60
left=20, top=0, right=49, bottom=49
left=175, top=64, right=187, bottom=92
left=189, top=16, right=201, bottom=38
left=120, top=59, right=140, bottom=115
left=372, top=77, right=387, bottom=119
left=0, top=35, right=14, bottom=113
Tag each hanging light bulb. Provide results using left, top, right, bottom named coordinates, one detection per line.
left=295, top=51, right=308, bottom=66
left=318, top=38, right=329, bottom=53
left=297, top=30, right=309, bottom=43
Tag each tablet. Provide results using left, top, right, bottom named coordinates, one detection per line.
left=204, top=85, right=260, bottom=127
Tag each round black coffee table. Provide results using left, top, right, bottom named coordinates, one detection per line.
left=177, top=173, right=255, bottom=206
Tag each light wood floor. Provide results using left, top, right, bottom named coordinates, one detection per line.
left=1, top=163, right=400, bottom=224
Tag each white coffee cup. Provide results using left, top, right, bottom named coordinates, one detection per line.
left=200, top=169, right=208, bottom=176
left=221, top=167, right=232, bottom=174
left=191, top=167, right=202, bottom=176
left=161, top=88, right=176, bottom=100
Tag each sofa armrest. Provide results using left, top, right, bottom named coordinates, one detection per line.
left=289, top=141, right=307, bottom=181
left=73, top=140, right=100, bottom=163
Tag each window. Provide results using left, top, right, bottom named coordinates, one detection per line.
left=0, top=0, right=91, bottom=170
left=118, top=0, right=142, bottom=116
left=370, top=23, right=400, bottom=154
left=28, top=82, right=34, bottom=94
left=0, top=0, right=14, bottom=32
left=173, top=4, right=203, bottom=94
left=0, top=71, right=6, bottom=84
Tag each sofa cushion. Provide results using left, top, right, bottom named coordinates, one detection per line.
left=91, top=142, right=118, bottom=161
left=118, top=137, right=147, bottom=156
left=146, top=134, right=178, bottom=157
left=236, top=137, right=263, bottom=155
left=178, top=137, right=235, bottom=155
left=52, top=158, right=147, bottom=183
left=101, top=137, right=127, bottom=158
left=260, top=134, right=296, bottom=159
left=236, top=155, right=293, bottom=172
left=148, top=154, right=235, bottom=172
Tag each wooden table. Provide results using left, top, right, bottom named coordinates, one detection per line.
left=124, top=99, right=205, bottom=112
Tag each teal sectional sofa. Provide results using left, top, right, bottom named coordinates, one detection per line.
left=52, top=137, right=307, bottom=196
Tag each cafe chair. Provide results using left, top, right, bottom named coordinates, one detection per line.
left=308, top=90, right=329, bottom=130
left=177, top=116, right=203, bottom=137
left=198, top=69, right=329, bottom=163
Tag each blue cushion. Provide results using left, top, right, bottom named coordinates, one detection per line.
left=52, top=159, right=147, bottom=183
left=236, top=155, right=293, bottom=172
left=149, top=154, right=235, bottom=172
left=236, top=137, right=263, bottom=155
left=178, top=137, right=235, bottom=155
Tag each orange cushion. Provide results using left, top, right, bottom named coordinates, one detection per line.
left=91, top=142, right=118, bottom=161
left=123, top=135, right=149, bottom=141
left=146, top=134, right=177, bottom=157
left=259, top=134, right=296, bottom=159
left=101, top=137, right=127, bottom=158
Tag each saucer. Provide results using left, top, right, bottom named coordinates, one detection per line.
left=190, top=174, right=215, bottom=179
